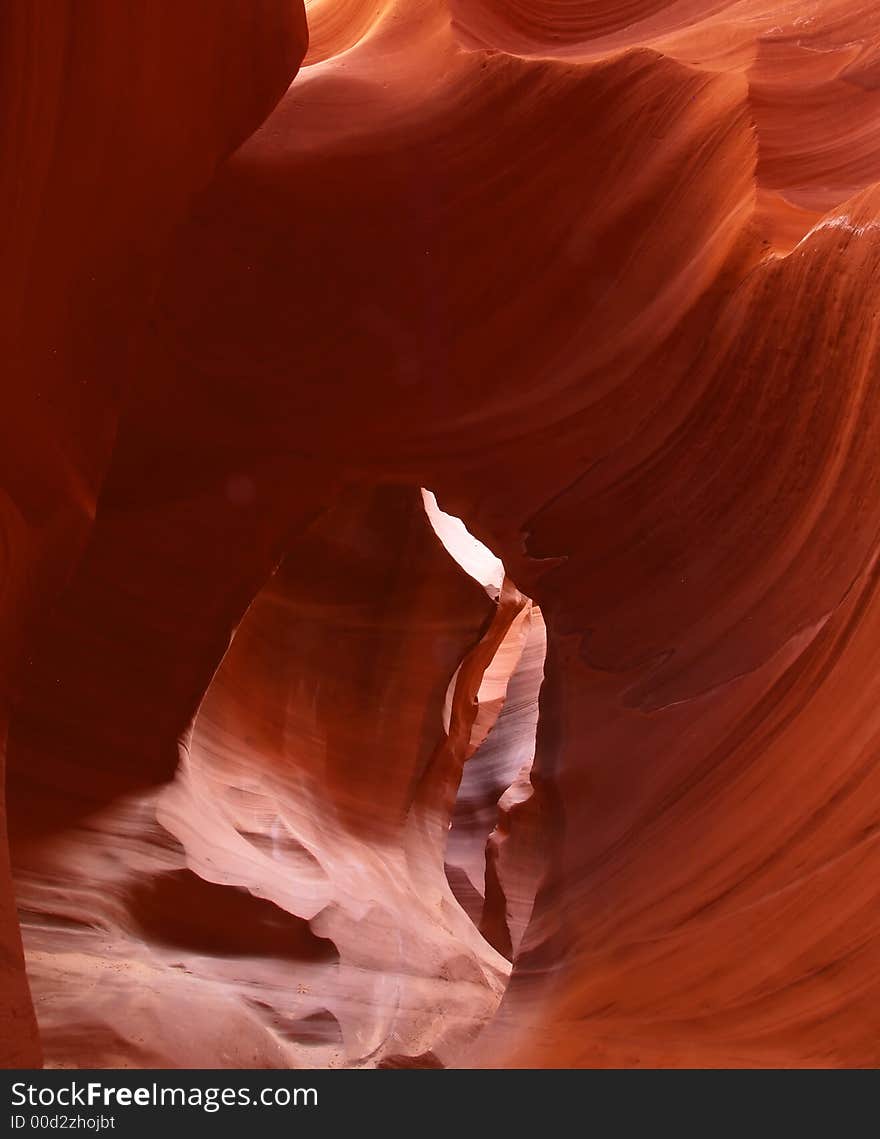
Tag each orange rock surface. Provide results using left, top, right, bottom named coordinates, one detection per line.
left=4, top=0, right=880, bottom=1068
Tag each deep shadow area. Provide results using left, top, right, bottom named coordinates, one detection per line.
left=127, top=870, right=338, bottom=962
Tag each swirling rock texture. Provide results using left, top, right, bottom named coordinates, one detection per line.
left=4, top=0, right=880, bottom=1069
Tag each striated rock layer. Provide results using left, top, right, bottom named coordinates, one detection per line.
left=4, top=0, right=880, bottom=1068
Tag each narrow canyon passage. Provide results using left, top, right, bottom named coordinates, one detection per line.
left=6, top=0, right=880, bottom=1071
left=8, top=486, right=547, bottom=1068
left=423, top=491, right=546, bottom=961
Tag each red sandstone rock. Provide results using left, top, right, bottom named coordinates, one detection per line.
left=5, top=0, right=880, bottom=1069
left=0, top=0, right=307, bottom=1067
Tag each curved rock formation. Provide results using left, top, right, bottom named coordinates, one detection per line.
left=11, top=487, right=518, bottom=1066
left=5, top=0, right=880, bottom=1068
left=0, top=0, right=308, bottom=1067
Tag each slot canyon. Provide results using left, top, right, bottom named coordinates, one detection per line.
left=4, top=0, right=880, bottom=1069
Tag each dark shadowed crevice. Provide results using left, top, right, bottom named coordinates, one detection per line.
left=126, top=869, right=339, bottom=962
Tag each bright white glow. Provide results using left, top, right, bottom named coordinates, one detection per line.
left=794, top=213, right=880, bottom=251
left=421, top=489, right=505, bottom=599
